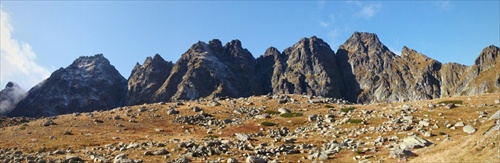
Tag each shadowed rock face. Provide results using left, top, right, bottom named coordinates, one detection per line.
left=153, top=39, right=261, bottom=102
left=125, top=54, right=173, bottom=106
left=256, top=36, right=344, bottom=98
left=338, top=32, right=447, bottom=103
left=8, top=54, right=126, bottom=118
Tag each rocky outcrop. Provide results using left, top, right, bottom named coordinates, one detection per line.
left=337, top=32, right=415, bottom=103
left=0, top=82, right=27, bottom=115
left=453, top=45, right=500, bottom=96
left=125, top=54, right=173, bottom=106
left=8, top=54, right=126, bottom=118
left=256, top=36, right=344, bottom=98
left=153, top=39, right=261, bottom=101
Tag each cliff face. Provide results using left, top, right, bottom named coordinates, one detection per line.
left=453, top=45, right=500, bottom=96
left=153, top=39, right=261, bottom=102
left=256, top=36, right=344, bottom=98
left=8, top=54, right=126, bottom=118
left=125, top=54, right=173, bottom=106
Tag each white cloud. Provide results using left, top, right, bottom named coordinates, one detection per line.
left=0, top=7, right=51, bottom=90
left=349, top=1, right=382, bottom=19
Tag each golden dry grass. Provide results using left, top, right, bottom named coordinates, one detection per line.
left=0, top=93, right=498, bottom=162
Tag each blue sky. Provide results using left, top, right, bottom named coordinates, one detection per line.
left=1, top=1, right=499, bottom=90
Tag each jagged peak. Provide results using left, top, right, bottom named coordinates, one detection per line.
left=474, top=44, right=500, bottom=67
left=225, top=39, right=243, bottom=49
left=70, top=53, right=111, bottom=70
left=401, top=46, right=434, bottom=61
left=263, top=47, right=281, bottom=56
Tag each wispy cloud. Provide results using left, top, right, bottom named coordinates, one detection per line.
left=349, top=1, right=382, bottom=19
left=327, top=28, right=340, bottom=49
left=318, top=0, right=326, bottom=10
left=435, top=1, right=454, bottom=11
left=0, top=7, right=51, bottom=89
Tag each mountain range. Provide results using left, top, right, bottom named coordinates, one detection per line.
left=2, top=32, right=499, bottom=117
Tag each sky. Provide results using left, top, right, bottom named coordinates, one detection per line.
left=1, top=1, right=499, bottom=90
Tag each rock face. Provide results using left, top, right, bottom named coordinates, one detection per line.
left=0, top=82, right=27, bottom=115
left=8, top=54, right=126, bottom=117
left=453, top=45, right=500, bottom=96
left=256, top=36, right=344, bottom=98
left=337, top=32, right=439, bottom=103
left=154, top=39, right=261, bottom=101
left=125, top=54, right=173, bottom=105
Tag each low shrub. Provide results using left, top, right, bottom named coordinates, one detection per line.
left=205, top=135, right=219, bottom=138
left=265, top=110, right=280, bottom=115
left=347, top=119, right=363, bottom=124
left=341, top=107, right=356, bottom=112
left=261, top=121, right=276, bottom=126
left=280, top=113, right=303, bottom=118
left=325, top=105, right=335, bottom=108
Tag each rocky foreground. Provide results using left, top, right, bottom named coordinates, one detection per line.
left=0, top=93, right=499, bottom=163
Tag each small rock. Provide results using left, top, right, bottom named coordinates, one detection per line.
left=463, top=125, right=476, bottom=134
left=192, top=106, right=202, bottom=112
left=138, top=107, right=147, bottom=112
left=245, top=155, right=266, bottom=163
left=167, top=109, right=179, bottom=115
left=144, top=151, right=153, bottom=156
left=235, top=133, right=250, bottom=141
left=42, top=120, right=55, bottom=126
left=278, top=108, right=291, bottom=114
left=63, top=131, right=73, bottom=135
left=153, top=149, right=169, bottom=155
left=227, top=158, right=238, bottom=163
left=454, top=121, right=465, bottom=127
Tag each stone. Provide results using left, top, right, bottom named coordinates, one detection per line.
left=235, top=133, right=250, bottom=141
left=463, top=125, right=476, bottom=134
left=489, top=110, right=500, bottom=120
left=419, top=121, right=430, bottom=127
left=65, top=155, right=83, bottom=161
left=42, top=120, right=55, bottom=126
left=454, top=121, right=465, bottom=127
left=495, top=99, right=500, bottom=104
left=137, top=107, right=147, bottom=112
left=192, top=106, right=202, bottom=112
left=144, top=151, right=153, bottom=156
left=167, top=109, right=179, bottom=115
left=400, top=135, right=431, bottom=149
left=278, top=108, right=291, bottom=114
left=255, top=114, right=270, bottom=119
left=245, top=155, right=266, bottom=163
left=227, top=158, right=238, bottom=163
left=445, top=103, right=456, bottom=109
left=153, top=149, right=169, bottom=155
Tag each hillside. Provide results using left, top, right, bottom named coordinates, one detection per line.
left=0, top=93, right=498, bottom=162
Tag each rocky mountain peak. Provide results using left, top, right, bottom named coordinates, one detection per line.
left=474, top=45, right=499, bottom=69
left=8, top=54, right=126, bottom=117
left=126, top=54, right=173, bottom=106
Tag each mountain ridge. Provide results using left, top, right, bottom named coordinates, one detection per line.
left=4, top=32, right=500, bottom=117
